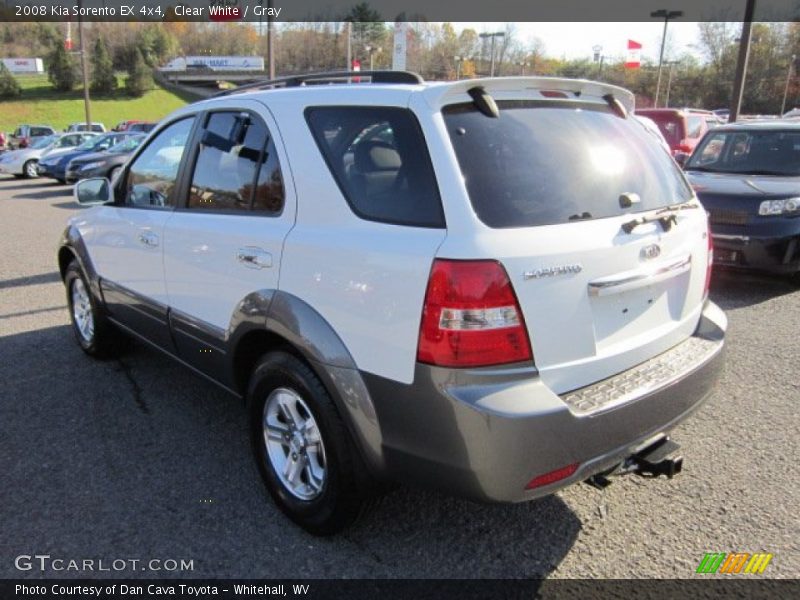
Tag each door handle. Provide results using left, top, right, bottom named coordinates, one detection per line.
left=237, top=247, right=272, bottom=269
left=138, top=231, right=159, bottom=248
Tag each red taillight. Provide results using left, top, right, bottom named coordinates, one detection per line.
left=417, top=259, right=533, bottom=368
left=674, top=143, right=692, bottom=154
left=525, top=463, right=579, bottom=490
left=704, top=221, right=713, bottom=297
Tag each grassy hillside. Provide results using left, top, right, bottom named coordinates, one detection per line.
left=0, top=74, right=190, bottom=133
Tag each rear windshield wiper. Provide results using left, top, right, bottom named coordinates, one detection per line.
left=621, top=202, right=699, bottom=234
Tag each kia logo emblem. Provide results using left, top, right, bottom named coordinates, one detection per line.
left=641, top=244, right=661, bottom=260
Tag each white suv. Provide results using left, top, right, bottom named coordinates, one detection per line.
left=61, top=72, right=726, bottom=534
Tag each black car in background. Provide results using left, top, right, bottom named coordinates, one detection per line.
left=65, top=134, right=145, bottom=184
left=684, top=121, right=800, bottom=277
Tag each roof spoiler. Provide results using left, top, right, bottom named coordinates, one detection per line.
left=424, top=77, right=636, bottom=113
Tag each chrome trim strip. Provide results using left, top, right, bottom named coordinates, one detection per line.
left=587, top=256, right=691, bottom=297
left=712, top=234, right=751, bottom=242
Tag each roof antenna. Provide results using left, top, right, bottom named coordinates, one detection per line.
left=468, top=86, right=500, bottom=118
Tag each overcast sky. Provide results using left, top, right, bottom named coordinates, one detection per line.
left=459, top=22, right=708, bottom=62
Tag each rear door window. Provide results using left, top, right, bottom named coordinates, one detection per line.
left=187, top=111, right=284, bottom=214
left=306, top=107, right=444, bottom=228
left=443, top=101, right=692, bottom=228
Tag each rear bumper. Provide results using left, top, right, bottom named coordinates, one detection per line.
left=363, top=301, right=726, bottom=503
left=712, top=230, right=800, bottom=274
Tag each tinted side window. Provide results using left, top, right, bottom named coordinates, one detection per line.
left=31, top=127, right=50, bottom=136
left=125, top=117, right=194, bottom=208
left=252, top=137, right=285, bottom=213
left=187, top=111, right=283, bottom=213
left=306, top=107, right=444, bottom=228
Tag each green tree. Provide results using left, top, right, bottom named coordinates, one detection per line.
left=0, top=61, right=20, bottom=98
left=345, top=3, right=386, bottom=65
left=46, top=42, right=77, bottom=92
left=90, top=36, right=117, bottom=95
left=124, top=47, right=152, bottom=97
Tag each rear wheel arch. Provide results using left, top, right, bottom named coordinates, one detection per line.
left=228, top=291, right=384, bottom=475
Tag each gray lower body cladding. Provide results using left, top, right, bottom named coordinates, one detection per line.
left=357, top=301, right=726, bottom=503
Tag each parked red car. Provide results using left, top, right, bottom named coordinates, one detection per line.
left=635, top=109, right=722, bottom=156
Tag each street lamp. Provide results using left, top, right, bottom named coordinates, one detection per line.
left=592, top=44, right=606, bottom=79
left=479, top=31, right=505, bottom=77
left=651, top=8, right=683, bottom=108
left=454, top=55, right=462, bottom=80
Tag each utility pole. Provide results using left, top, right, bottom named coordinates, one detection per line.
left=664, top=61, right=677, bottom=107
left=780, top=54, right=796, bottom=116
left=77, top=0, right=91, bottom=129
left=480, top=32, right=505, bottom=77
left=729, top=0, right=756, bottom=123
left=346, top=21, right=352, bottom=71
left=267, top=0, right=275, bottom=78
left=651, top=9, right=683, bottom=108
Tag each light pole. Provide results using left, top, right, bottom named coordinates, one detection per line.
left=267, top=0, right=275, bottom=78
left=781, top=54, right=796, bottom=116
left=479, top=31, right=505, bottom=77
left=729, top=0, right=755, bottom=123
left=651, top=9, right=683, bottom=108
left=77, top=0, right=91, bottom=129
left=664, top=61, right=679, bottom=107
left=454, top=55, right=462, bottom=79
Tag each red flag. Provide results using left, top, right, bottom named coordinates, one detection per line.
left=625, top=40, right=642, bottom=69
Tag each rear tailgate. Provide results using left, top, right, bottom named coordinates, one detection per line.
left=495, top=214, right=708, bottom=393
left=439, top=88, right=710, bottom=394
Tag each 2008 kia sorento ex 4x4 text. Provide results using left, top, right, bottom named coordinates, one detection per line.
left=60, top=73, right=726, bottom=535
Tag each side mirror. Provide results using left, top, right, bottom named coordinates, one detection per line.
left=74, top=177, right=111, bottom=205
left=674, top=152, right=689, bottom=168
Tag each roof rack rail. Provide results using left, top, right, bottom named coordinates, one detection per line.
left=214, top=70, right=424, bottom=97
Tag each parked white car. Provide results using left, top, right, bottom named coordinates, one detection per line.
left=0, top=132, right=96, bottom=178
left=62, top=72, right=726, bottom=535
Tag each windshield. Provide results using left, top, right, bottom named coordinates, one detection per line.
left=77, top=134, right=114, bottom=151
left=30, top=135, right=56, bottom=149
left=108, top=136, right=143, bottom=154
left=686, top=129, right=800, bottom=176
left=443, top=101, right=692, bottom=228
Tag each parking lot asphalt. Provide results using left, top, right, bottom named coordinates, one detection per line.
left=1, top=175, right=798, bottom=580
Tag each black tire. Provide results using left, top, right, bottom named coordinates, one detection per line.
left=23, top=160, right=38, bottom=179
left=64, top=261, right=127, bottom=358
left=247, top=351, right=374, bottom=535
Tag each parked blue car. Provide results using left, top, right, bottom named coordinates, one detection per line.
left=683, top=121, right=800, bottom=276
left=37, top=132, right=139, bottom=184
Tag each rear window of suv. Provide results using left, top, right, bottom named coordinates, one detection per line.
left=306, top=107, right=444, bottom=228
left=443, top=101, right=692, bottom=228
